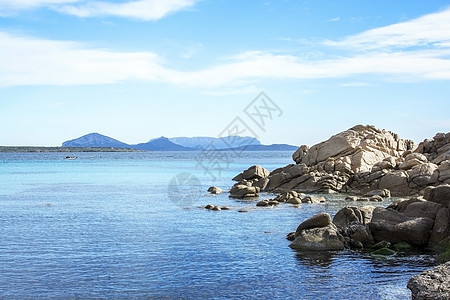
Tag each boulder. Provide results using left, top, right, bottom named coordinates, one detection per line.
left=399, top=153, right=428, bottom=170
left=207, top=186, right=223, bottom=194
left=378, top=171, right=411, bottom=196
left=333, top=207, right=361, bottom=228
left=369, top=207, right=434, bottom=246
left=232, top=165, right=270, bottom=181
left=408, top=261, right=450, bottom=300
left=294, top=212, right=331, bottom=238
left=424, top=184, right=450, bottom=207
left=290, top=224, right=345, bottom=251
left=229, top=182, right=260, bottom=199
left=429, top=207, right=450, bottom=245
left=333, top=206, right=374, bottom=228
left=408, top=163, right=439, bottom=187
left=437, top=160, right=450, bottom=183
left=402, top=201, right=443, bottom=220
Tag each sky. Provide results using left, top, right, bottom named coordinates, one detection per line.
left=0, top=0, right=449, bottom=146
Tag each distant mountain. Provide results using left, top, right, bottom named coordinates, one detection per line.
left=169, top=136, right=261, bottom=150
left=62, top=133, right=298, bottom=151
left=62, top=133, right=129, bottom=148
left=133, top=137, right=194, bottom=151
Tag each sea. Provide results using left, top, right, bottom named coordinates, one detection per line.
left=0, top=151, right=438, bottom=299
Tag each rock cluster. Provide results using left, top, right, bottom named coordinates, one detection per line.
left=289, top=188, right=450, bottom=251
left=232, top=125, right=450, bottom=197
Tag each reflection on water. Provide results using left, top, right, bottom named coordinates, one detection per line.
left=294, top=250, right=336, bottom=267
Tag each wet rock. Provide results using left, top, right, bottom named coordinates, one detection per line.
left=371, top=247, right=396, bottom=256
left=256, top=200, right=269, bottom=207
left=369, top=195, right=383, bottom=202
left=408, top=261, right=450, bottom=300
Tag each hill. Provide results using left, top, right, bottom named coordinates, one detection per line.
left=62, top=133, right=129, bottom=148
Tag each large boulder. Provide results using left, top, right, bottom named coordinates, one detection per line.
left=429, top=207, right=450, bottom=246
left=369, top=207, right=434, bottom=246
left=402, top=201, right=443, bottom=220
left=408, top=261, right=450, bottom=300
left=229, top=182, right=260, bottom=199
left=332, top=206, right=374, bottom=228
left=292, top=125, right=415, bottom=173
left=232, top=165, right=270, bottom=181
left=294, top=212, right=331, bottom=238
left=290, top=224, right=345, bottom=251
left=423, top=184, right=450, bottom=207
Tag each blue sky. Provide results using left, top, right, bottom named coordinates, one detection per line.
left=0, top=0, right=449, bottom=146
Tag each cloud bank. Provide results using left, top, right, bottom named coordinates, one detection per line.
left=1, top=7, right=450, bottom=88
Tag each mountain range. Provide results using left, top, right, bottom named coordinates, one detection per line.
left=62, top=133, right=298, bottom=151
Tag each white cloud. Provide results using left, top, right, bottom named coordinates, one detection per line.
left=56, top=0, right=198, bottom=20
left=0, top=0, right=199, bottom=20
left=1, top=8, right=450, bottom=88
left=0, top=32, right=165, bottom=86
left=325, top=8, right=450, bottom=50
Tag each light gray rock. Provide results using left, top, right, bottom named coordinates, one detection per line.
left=408, top=261, right=450, bottom=300
left=242, top=165, right=270, bottom=180
left=229, top=183, right=260, bottom=199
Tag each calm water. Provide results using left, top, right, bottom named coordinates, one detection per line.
left=0, top=151, right=437, bottom=299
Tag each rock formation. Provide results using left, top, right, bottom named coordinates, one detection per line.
left=232, top=125, right=450, bottom=197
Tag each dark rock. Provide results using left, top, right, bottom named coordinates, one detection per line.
left=402, top=201, right=443, bottom=220
left=408, top=261, right=450, bottom=300
left=424, top=184, right=450, bottom=207
left=369, top=207, right=434, bottom=246
left=430, top=208, right=450, bottom=246
left=286, top=232, right=296, bottom=241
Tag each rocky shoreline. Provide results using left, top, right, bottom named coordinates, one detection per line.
left=228, top=125, right=450, bottom=299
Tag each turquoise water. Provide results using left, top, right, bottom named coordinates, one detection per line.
left=0, top=152, right=437, bottom=299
